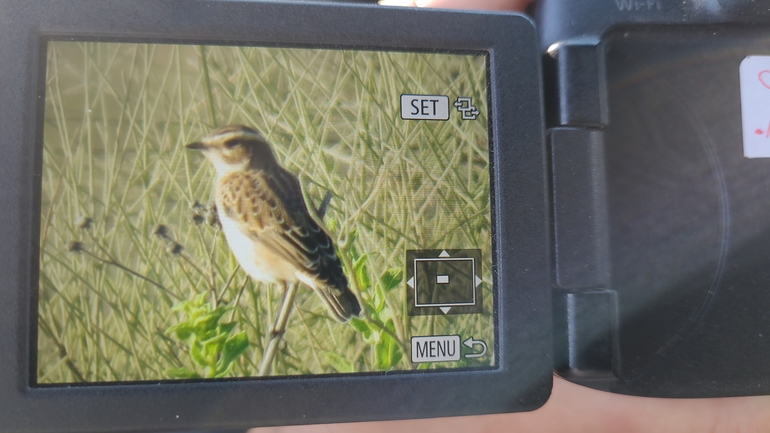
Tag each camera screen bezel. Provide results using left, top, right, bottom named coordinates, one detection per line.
left=0, top=1, right=551, bottom=430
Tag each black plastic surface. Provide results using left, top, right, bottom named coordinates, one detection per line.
left=548, top=44, right=608, bottom=127
left=0, top=1, right=551, bottom=431
left=602, top=25, right=770, bottom=397
left=553, top=290, right=618, bottom=374
left=719, top=0, right=770, bottom=16
left=539, top=0, right=770, bottom=398
left=550, top=127, right=609, bottom=289
left=537, top=0, right=770, bottom=52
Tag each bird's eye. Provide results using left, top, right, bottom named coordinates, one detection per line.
left=224, top=139, right=240, bottom=149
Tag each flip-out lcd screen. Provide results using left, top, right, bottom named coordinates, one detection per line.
left=35, top=41, right=495, bottom=384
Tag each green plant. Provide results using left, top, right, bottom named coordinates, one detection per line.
left=334, top=224, right=407, bottom=371
left=37, top=42, right=495, bottom=383
left=166, top=294, right=249, bottom=378
left=349, top=266, right=405, bottom=371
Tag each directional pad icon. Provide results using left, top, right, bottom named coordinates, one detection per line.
left=406, top=249, right=483, bottom=316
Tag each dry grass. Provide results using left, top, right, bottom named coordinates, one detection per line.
left=37, top=41, right=493, bottom=383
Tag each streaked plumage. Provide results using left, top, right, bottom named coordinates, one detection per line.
left=186, top=125, right=360, bottom=321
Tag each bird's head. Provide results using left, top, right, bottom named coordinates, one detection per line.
left=186, top=125, right=277, bottom=176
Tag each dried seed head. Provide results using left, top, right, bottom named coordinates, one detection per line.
left=192, top=214, right=205, bottom=225
left=207, top=212, right=220, bottom=228
left=67, top=241, right=85, bottom=253
left=191, top=200, right=206, bottom=212
left=167, top=243, right=184, bottom=256
left=75, top=216, right=93, bottom=230
left=153, top=224, right=170, bottom=239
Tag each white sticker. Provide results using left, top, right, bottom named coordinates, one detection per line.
left=740, top=56, right=770, bottom=158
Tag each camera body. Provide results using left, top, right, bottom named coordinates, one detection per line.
left=537, top=0, right=770, bottom=397
left=0, top=1, right=549, bottom=431
left=1, top=0, right=769, bottom=430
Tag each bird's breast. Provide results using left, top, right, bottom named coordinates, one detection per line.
left=216, top=203, right=298, bottom=284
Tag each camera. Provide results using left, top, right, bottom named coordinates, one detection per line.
left=0, top=0, right=768, bottom=430
left=537, top=0, right=770, bottom=397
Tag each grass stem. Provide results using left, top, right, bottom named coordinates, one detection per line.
left=258, top=282, right=298, bottom=376
left=80, top=248, right=180, bottom=301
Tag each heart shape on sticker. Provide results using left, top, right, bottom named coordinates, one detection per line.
left=760, top=70, right=770, bottom=90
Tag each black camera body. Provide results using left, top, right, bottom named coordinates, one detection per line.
left=0, top=0, right=769, bottom=431
left=537, top=0, right=770, bottom=397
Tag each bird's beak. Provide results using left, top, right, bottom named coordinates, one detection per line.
left=185, top=141, right=206, bottom=150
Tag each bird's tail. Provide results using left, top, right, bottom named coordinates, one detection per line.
left=317, top=283, right=361, bottom=322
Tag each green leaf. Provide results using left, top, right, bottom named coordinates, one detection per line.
left=371, top=288, right=385, bottom=314
left=166, top=322, right=195, bottom=341
left=326, top=217, right=338, bottom=233
left=171, top=300, right=189, bottom=313
left=380, top=268, right=403, bottom=292
left=324, top=351, right=355, bottom=373
left=362, top=330, right=379, bottom=345
left=219, top=322, right=238, bottom=335
left=348, top=317, right=371, bottom=338
left=202, top=334, right=228, bottom=363
left=212, top=365, right=234, bottom=378
left=353, top=254, right=371, bottom=291
left=374, top=321, right=402, bottom=370
left=173, top=294, right=206, bottom=313
left=347, top=229, right=358, bottom=253
left=201, top=332, right=228, bottom=347
left=192, top=306, right=229, bottom=333
left=166, top=367, right=201, bottom=379
left=190, top=341, right=207, bottom=367
left=374, top=339, right=391, bottom=370
left=417, top=363, right=430, bottom=370
left=218, top=321, right=237, bottom=336
left=171, top=296, right=192, bottom=311
left=218, top=332, right=249, bottom=371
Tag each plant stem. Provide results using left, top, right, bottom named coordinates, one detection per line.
left=216, top=265, right=240, bottom=305
left=316, top=190, right=333, bottom=219
left=200, top=46, right=217, bottom=128
left=180, top=252, right=209, bottom=283
left=199, top=224, right=218, bottom=300
left=80, top=249, right=180, bottom=301
left=227, top=278, right=249, bottom=322
left=258, top=282, right=298, bottom=376
left=367, top=316, right=408, bottom=354
left=38, top=317, right=86, bottom=382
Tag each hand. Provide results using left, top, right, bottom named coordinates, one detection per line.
left=251, top=377, right=770, bottom=433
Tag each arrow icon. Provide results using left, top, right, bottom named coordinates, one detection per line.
left=439, top=306, right=451, bottom=314
left=439, top=250, right=450, bottom=258
left=407, top=277, right=415, bottom=289
left=453, top=97, right=480, bottom=120
left=463, top=337, right=487, bottom=359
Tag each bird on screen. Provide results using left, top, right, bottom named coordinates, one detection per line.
left=186, top=125, right=361, bottom=321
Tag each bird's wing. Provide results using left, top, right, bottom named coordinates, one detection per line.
left=217, top=169, right=359, bottom=320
